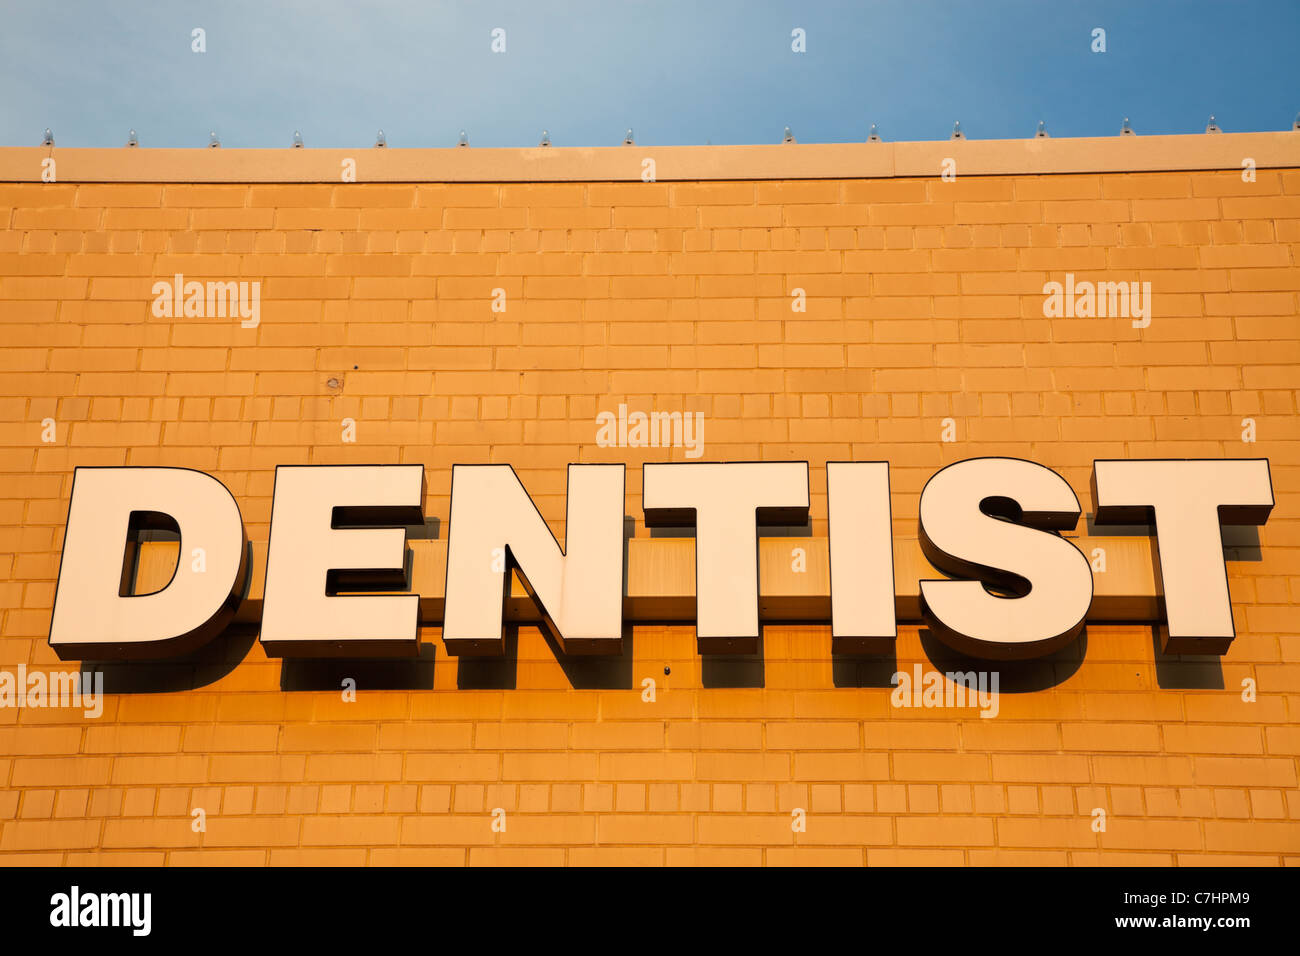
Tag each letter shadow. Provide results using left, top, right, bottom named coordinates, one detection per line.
left=279, top=642, right=437, bottom=692
left=455, top=623, right=637, bottom=691
left=456, top=625, right=519, bottom=690
left=917, top=627, right=1087, bottom=692
left=541, top=623, right=636, bottom=689
left=80, top=623, right=259, bottom=694
left=1084, top=512, right=1261, bottom=561
left=701, top=629, right=765, bottom=688
left=832, top=644, right=899, bottom=688
left=1221, top=524, right=1262, bottom=562
left=406, top=516, right=441, bottom=540
left=1150, top=626, right=1224, bottom=690
left=1084, top=514, right=1148, bottom=537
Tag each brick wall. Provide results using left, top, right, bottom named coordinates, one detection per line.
left=1, top=161, right=1298, bottom=864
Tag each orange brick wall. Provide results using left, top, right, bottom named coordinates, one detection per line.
left=1, top=168, right=1298, bottom=865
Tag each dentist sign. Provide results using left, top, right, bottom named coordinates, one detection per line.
left=47, top=458, right=1273, bottom=665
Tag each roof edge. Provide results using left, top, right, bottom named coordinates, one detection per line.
left=1, top=132, right=1296, bottom=183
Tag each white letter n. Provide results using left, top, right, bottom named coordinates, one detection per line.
left=442, top=464, right=626, bottom=656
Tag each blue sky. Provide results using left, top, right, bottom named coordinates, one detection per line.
left=2, top=0, right=1297, bottom=148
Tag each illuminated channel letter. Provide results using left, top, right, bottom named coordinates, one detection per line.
left=643, top=461, right=810, bottom=654
left=918, top=457, right=1093, bottom=660
left=49, top=467, right=248, bottom=659
left=261, top=465, right=425, bottom=657
left=443, top=464, right=626, bottom=656
left=1091, top=458, right=1274, bottom=654
left=827, top=461, right=896, bottom=654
